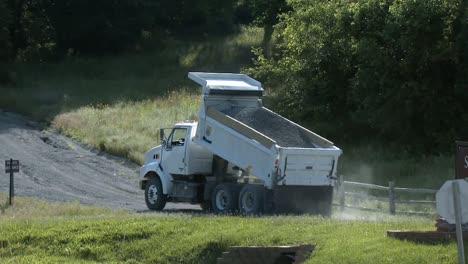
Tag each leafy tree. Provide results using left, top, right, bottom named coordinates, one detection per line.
left=239, top=0, right=289, bottom=56
left=0, top=0, right=12, bottom=61
left=250, top=0, right=467, bottom=152
left=455, top=0, right=468, bottom=131
left=155, top=0, right=237, bottom=37
left=43, top=0, right=155, bottom=55
left=2, top=0, right=241, bottom=59
left=0, top=0, right=12, bottom=84
left=5, top=0, right=26, bottom=60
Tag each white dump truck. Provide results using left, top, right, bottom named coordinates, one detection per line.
left=139, top=72, right=342, bottom=215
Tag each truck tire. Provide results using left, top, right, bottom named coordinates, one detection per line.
left=238, top=185, right=264, bottom=215
left=145, top=176, right=167, bottom=211
left=211, top=184, right=239, bottom=214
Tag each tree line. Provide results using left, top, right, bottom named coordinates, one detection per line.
left=249, top=0, right=468, bottom=153
left=1, top=0, right=467, bottom=152
left=0, top=0, right=286, bottom=61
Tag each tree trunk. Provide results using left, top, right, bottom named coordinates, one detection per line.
left=8, top=0, right=25, bottom=60
left=456, top=0, right=467, bottom=84
left=262, top=24, right=274, bottom=58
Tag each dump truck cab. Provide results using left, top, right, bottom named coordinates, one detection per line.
left=159, top=121, right=213, bottom=176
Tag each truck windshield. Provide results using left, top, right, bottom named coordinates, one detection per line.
left=168, top=128, right=187, bottom=147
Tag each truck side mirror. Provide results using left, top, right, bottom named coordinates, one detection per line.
left=160, top=128, right=166, bottom=146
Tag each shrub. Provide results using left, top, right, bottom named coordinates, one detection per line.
left=249, top=0, right=467, bottom=152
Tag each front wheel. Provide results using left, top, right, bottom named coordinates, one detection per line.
left=145, top=176, right=167, bottom=211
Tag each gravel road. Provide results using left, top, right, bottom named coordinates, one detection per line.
left=0, top=110, right=199, bottom=212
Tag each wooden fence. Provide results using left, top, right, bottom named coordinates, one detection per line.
left=335, top=176, right=438, bottom=215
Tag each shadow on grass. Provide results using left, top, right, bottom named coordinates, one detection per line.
left=136, top=208, right=205, bottom=215
left=194, top=241, right=230, bottom=264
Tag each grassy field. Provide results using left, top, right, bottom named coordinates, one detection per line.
left=0, top=26, right=455, bottom=188
left=0, top=194, right=128, bottom=221
left=338, top=145, right=454, bottom=189
left=52, top=91, right=199, bottom=163
left=0, top=194, right=465, bottom=264
left=0, top=27, right=261, bottom=121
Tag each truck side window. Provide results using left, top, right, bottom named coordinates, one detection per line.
left=168, top=128, right=187, bottom=147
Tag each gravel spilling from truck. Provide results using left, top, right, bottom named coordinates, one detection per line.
left=222, top=107, right=316, bottom=148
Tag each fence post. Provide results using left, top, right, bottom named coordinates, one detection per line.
left=9, top=159, right=14, bottom=206
left=339, top=175, right=345, bottom=212
left=388, top=181, right=395, bottom=215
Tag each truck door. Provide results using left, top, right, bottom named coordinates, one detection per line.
left=162, top=127, right=189, bottom=175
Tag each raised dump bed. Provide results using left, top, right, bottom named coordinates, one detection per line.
left=193, top=71, right=341, bottom=193
left=222, top=106, right=329, bottom=148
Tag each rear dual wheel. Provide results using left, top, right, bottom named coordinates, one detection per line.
left=211, top=183, right=265, bottom=215
left=211, top=184, right=239, bottom=214
left=238, top=185, right=264, bottom=215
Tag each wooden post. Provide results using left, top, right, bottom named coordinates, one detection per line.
left=5, top=159, right=18, bottom=206
left=389, top=181, right=395, bottom=215
left=452, top=181, right=465, bottom=264
left=339, top=175, right=345, bottom=212
left=9, top=158, right=14, bottom=206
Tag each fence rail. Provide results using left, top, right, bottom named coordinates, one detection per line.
left=345, top=191, right=389, bottom=202
left=393, top=187, right=437, bottom=194
left=336, top=176, right=438, bottom=215
left=342, top=181, right=389, bottom=191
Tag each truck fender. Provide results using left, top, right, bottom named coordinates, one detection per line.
left=140, top=162, right=174, bottom=195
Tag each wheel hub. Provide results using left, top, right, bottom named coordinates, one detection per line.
left=215, top=190, right=228, bottom=210
left=242, top=191, right=254, bottom=211
left=147, top=185, right=158, bottom=204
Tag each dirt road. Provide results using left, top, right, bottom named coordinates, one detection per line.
left=0, top=110, right=199, bottom=211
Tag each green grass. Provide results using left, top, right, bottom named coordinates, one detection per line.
left=0, top=193, right=127, bottom=221
left=0, top=195, right=465, bottom=264
left=52, top=90, right=199, bottom=163
left=0, top=26, right=263, bottom=121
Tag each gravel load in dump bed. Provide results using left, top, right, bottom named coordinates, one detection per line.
left=222, top=107, right=317, bottom=148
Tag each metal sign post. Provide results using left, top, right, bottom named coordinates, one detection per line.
left=452, top=181, right=465, bottom=264
left=5, top=159, right=19, bottom=205
left=454, top=141, right=468, bottom=264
